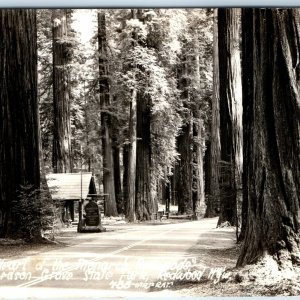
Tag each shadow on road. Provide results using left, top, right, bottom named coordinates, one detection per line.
left=149, top=218, right=239, bottom=293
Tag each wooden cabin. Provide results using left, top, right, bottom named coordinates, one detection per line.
left=46, top=172, right=97, bottom=223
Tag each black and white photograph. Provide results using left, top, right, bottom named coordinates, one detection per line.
left=0, top=4, right=300, bottom=299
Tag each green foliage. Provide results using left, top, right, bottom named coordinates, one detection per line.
left=12, top=184, right=55, bottom=241
left=37, top=9, right=54, bottom=171
left=37, top=8, right=214, bottom=208
left=111, top=9, right=184, bottom=183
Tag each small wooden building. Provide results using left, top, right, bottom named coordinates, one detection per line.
left=46, top=172, right=97, bottom=223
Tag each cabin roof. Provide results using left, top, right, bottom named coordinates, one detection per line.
left=46, top=172, right=96, bottom=201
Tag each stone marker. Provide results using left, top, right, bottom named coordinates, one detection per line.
left=78, top=199, right=106, bottom=233
left=85, top=201, right=100, bottom=226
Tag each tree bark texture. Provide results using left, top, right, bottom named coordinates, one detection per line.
left=122, top=145, right=129, bottom=216
left=135, top=92, right=154, bottom=220
left=98, top=12, right=117, bottom=216
left=192, top=35, right=206, bottom=219
left=52, top=9, right=72, bottom=173
left=159, top=179, right=171, bottom=208
left=175, top=122, right=194, bottom=215
left=113, top=146, right=123, bottom=214
left=125, top=9, right=156, bottom=221
left=205, top=9, right=221, bottom=218
left=204, top=141, right=211, bottom=202
left=125, top=9, right=139, bottom=222
left=238, top=9, right=300, bottom=268
left=193, top=118, right=206, bottom=219
left=126, top=89, right=137, bottom=222
left=239, top=9, right=254, bottom=241
left=0, top=9, right=40, bottom=237
left=170, top=168, right=177, bottom=206
left=135, top=9, right=157, bottom=220
left=217, top=8, right=242, bottom=226
left=175, top=55, right=194, bottom=215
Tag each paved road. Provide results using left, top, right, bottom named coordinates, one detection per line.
left=0, top=218, right=235, bottom=298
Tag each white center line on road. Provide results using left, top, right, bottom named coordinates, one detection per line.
left=18, top=226, right=178, bottom=288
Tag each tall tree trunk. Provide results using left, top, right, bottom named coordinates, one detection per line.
left=123, top=9, right=156, bottom=221
left=0, top=9, right=40, bottom=237
left=217, top=8, right=242, bottom=226
left=113, top=146, right=123, bottom=214
left=134, top=9, right=156, bottom=221
left=52, top=9, right=72, bottom=173
left=159, top=177, right=170, bottom=208
left=238, top=9, right=300, bottom=268
left=135, top=92, right=154, bottom=220
left=98, top=12, right=117, bottom=216
left=175, top=121, right=194, bottom=215
left=239, top=9, right=254, bottom=241
left=193, top=118, right=206, bottom=219
left=84, top=89, right=91, bottom=172
left=126, top=89, right=137, bottom=222
left=122, top=145, right=129, bottom=216
left=175, top=53, right=193, bottom=215
left=170, top=166, right=177, bottom=206
left=125, top=9, right=139, bottom=222
left=193, top=35, right=206, bottom=219
left=204, top=141, right=211, bottom=201
left=205, top=9, right=221, bottom=218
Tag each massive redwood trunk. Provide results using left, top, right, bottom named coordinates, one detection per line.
left=135, top=9, right=157, bottom=221
left=175, top=121, right=193, bottom=215
left=217, top=8, right=242, bottom=226
left=174, top=52, right=194, bottom=215
left=205, top=9, right=221, bottom=218
left=193, top=118, right=205, bottom=219
left=126, top=89, right=137, bottom=222
left=52, top=9, right=72, bottom=173
left=125, top=9, right=138, bottom=222
left=238, top=9, right=300, bottom=268
left=125, top=9, right=157, bottom=221
left=98, top=12, right=117, bottom=216
left=239, top=9, right=254, bottom=241
left=0, top=9, right=40, bottom=237
left=135, top=92, right=154, bottom=220
left=192, top=34, right=206, bottom=219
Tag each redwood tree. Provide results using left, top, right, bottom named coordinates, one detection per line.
left=126, top=87, right=137, bottom=222
left=135, top=91, right=154, bottom=220
left=52, top=9, right=72, bottom=173
left=175, top=122, right=194, bottom=215
left=98, top=11, right=118, bottom=216
left=125, top=9, right=158, bottom=221
left=174, top=54, right=194, bottom=215
left=125, top=9, right=138, bottom=222
left=238, top=8, right=300, bottom=268
left=0, top=9, right=40, bottom=237
left=191, top=23, right=208, bottom=220
left=239, top=8, right=253, bottom=241
left=205, top=9, right=221, bottom=218
left=217, top=8, right=242, bottom=226
left=113, top=146, right=123, bottom=214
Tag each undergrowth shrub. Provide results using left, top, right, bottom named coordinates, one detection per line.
left=12, top=183, right=56, bottom=241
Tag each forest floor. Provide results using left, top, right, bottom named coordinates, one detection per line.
left=0, top=215, right=300, bottom=297
left=168, top=248, right=300, bottom=297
